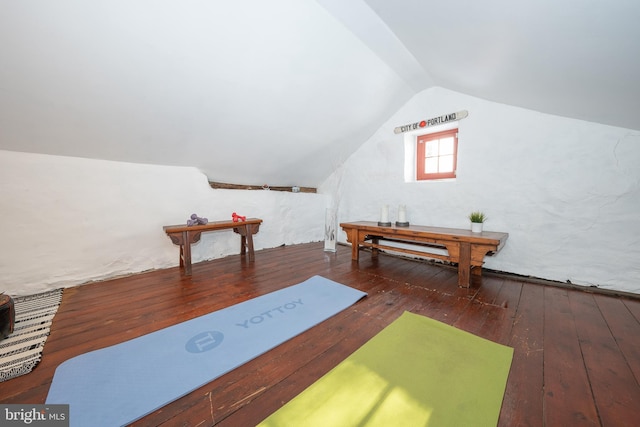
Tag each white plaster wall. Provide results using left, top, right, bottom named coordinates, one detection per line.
left=0, top=150, right=327, bottom=296
left=320, top=87, right=640, bottom=294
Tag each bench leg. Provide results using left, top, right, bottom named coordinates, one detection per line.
left=371, top=237, right=379, bottom=258
left=240, top=236, right=246, bottom=256
left=458, top=242, right=471, bottom=287
left=345, top=228, right=360, bottom=261
left=235, top=224, right=257, bottom=261
left=245, top=226, right=255, bottom=261
left=181, top=231, right=193, bottom=276
left=472, top=266, right=483, bottom=277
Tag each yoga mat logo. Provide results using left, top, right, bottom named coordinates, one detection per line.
left=235, top=299, right=303, bottom=329
left=185, top=331, right=224, bottom=353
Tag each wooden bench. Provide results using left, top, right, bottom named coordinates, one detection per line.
left=163, top=218, right=262, bottom=275
left=340, top=221, right=508, bottom=287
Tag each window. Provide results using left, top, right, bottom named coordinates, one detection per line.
left=416, top=128, right=458, bottom=180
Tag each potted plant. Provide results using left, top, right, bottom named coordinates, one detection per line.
left=468, top=211, right=487, bottom=233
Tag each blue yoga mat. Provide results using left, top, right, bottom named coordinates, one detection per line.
left=46, top=275, right=366, bottom=427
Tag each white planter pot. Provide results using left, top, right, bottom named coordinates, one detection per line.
left=471, top=222, right=483, bottom=233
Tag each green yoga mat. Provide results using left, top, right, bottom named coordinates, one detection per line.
left=259, top=311, right=513, bottom=427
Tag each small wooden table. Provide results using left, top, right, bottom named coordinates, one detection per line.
left=340, top=221, right=508, bottom=287
left=163, top=218, right=262, bottom=275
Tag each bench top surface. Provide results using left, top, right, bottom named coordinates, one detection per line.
left=340, top=221, right=508, bottom=246
left=164, top=218, right=262, bottom=233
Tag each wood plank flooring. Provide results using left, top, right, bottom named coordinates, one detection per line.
left=1, top=242, right=639, bottom=426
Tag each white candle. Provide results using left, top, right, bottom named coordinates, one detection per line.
left=398, top=205, right=407, bottom=223
left=380, top=205, right=389, bottom=223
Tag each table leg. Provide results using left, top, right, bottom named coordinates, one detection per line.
left=458, top=242, right=471, bottom=287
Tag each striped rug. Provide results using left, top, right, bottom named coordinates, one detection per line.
left=0, top=289, right=63, bottom=382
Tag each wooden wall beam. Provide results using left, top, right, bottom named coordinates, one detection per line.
left=209, top=181, right=316, bottom=193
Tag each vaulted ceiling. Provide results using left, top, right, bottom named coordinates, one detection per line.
left=1, top=1, right=638, bottom=187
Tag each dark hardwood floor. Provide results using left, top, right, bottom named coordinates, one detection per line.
left=2, top=242, right=639, bottom=426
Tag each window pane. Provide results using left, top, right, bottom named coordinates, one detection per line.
left=425, top=157, right=439, bottom=173
left=439, top=154, right=454, bottom=172
left=425, top=140, right=438, bottom=157
left=416, top=128, right=458, bottom=181
left=439, top=137, right=454, bottom=155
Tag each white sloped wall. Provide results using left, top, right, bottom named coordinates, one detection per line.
left=320, top=87, right=640, bottom=294
left=0, top=150, right=327, bottom=296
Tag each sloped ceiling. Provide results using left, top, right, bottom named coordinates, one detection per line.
left=362, top=0, right=640, bottom=131
left=1, top=1, right=638, bottom=187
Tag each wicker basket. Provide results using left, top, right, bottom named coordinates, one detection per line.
left=0, top=294, right=14, bottom=340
